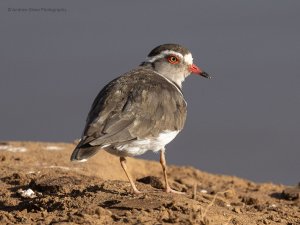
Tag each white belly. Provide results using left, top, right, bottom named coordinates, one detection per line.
left=104, top=130, right=179, bottom=157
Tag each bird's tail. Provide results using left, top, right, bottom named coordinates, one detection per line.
left=70, top=141, right=100, bottom=161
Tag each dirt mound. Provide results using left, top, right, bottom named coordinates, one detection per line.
left=0, top=141, right=299, bottom=224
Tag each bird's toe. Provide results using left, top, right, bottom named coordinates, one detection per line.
left=164, top=187, right=186, bottom=195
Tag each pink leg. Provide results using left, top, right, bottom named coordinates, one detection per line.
left=120, top=157, right=141, bottom=194
left=160, top=149, right=185, bottom=194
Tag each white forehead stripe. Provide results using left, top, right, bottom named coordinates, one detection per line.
left=146, top=50, right=183, bottom=63
left=183, top=53, right=193, bottom=65
left=146, top=50, right=193, bottom=65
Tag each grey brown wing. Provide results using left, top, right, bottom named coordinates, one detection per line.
left=71, top=72, right=187, bottom=161
left=88, top=83, right=186, bottom=148
left=79, top=78, right=137, bottom=147
left=78, top=74, right=187, bottom=148
left=71, top=77, right=137, bottom=161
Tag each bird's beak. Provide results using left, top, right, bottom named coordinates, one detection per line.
left=189, top=64, right=212, bottom=79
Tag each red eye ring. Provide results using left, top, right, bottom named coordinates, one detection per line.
left=167, top=55, right=180, bottom=64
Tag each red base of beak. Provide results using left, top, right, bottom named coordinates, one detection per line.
left=189, top=64, right=202, bottom=74
left=189, top=64, right=211, bottom=79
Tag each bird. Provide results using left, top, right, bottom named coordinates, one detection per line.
left=70, top=44, right=211, bottom=194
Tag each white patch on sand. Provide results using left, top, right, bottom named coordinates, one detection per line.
left=0, top=145, right=27, bottom=152
left=43, top=145, right=64, bottom=151
left=47, top=165, right=71, bottom=170
left=200, top=189, right=208, bottom=194
left=17, top=189, right=40, bottom=198
left=27, top=171, right=41, bottom=174
left=70, top=158, right=88, bottom=163
left=78, top=159, right=88, bottom=162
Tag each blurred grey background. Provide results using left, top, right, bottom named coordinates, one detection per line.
left=1, top=1, right=299, bottom=185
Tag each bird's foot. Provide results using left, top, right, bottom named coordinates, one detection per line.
left=132, top=188, right=143, bottom=195
left=164, top=187, right=186, bottom=194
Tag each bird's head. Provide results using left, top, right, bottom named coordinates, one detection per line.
left=142, top=44, right=211, bottom=87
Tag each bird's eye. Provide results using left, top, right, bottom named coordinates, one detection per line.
left=167, top=55, right=179, bottom=64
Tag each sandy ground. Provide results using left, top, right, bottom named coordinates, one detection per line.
left=0, top=141, right=299, bottom=225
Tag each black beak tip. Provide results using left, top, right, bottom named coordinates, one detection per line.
left=201, top=71, right=212, bottom=79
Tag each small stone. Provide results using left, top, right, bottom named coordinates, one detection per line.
left=41, top=211, right=48, bottom=217
left=281, top=187, right=299, bottom=201
left=224, top=189, right=236, bottom=199
left=263, top=219, right=269, bottom=224
left=95, top=207, right=112, bottom=216
left=95, top=207, right=102, bottom=216
left=267, top=215, right=275, bottom=221
left=242, top=196, right=259, bottom=205
left=254, top=204, right=266, bottom=211
left=231, top=218, right=239, bottom=225
left=136, top=176, right=164, bottom=189
left=124, top=211, right=132, bottom=217
left=132, top=209, right=140, bottom=214
left=17, top=188, right=37, bottom=198
left=160, top=209, right=169, bottom=221
left=232, top=207, right=241, bottom=214
left=145, top=209, right=154, bottom=213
